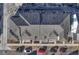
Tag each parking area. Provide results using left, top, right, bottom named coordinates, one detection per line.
left=0, top=46, right=78, bottom=55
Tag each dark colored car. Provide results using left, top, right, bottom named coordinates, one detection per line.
left=50, top=47, right=57, bottom=53
left=28, top=50, right=37, bottom=55
left=59, top=46, right=67, bottom=53
left=50, top=46, right=58, bottom=52
left=42, top=46, right=47, bottom=50
left=16, top=46, right=25, bottom=52
left=69, top=50, right=79, bottom=55
left=50, top=46, right=59, bottom=55
left=25, top=46, right=32, bottom=53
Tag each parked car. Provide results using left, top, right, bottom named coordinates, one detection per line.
left=59, top=46, right=67, bottom=53
left=24, top=46, right=32, bottom=53
left=50, top=46, right=59, bottom=55
left=50, top=47, right=57, bottom=53
left=16, top=46, right=25, bottom=52
left=37, top=47, right=46, bottom=55
left=42, top=46, right=47, bottom=50
left=28, top=50, right=37, bottom=55
left=69, top=50, right=78, bottom=55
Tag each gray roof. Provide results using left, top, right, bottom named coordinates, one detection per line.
left=11, top=3, right=79, bottom=26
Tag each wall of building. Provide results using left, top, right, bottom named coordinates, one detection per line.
left=7, top=3, right=22, bottom=41
left=20, top=25, right=64, bottom=41
left=7, top=18, right=19, bottom=41
left=60, top=15, right=70, bottom=39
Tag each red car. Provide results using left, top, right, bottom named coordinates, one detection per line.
left=37, top=48, right=46, bottom=55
